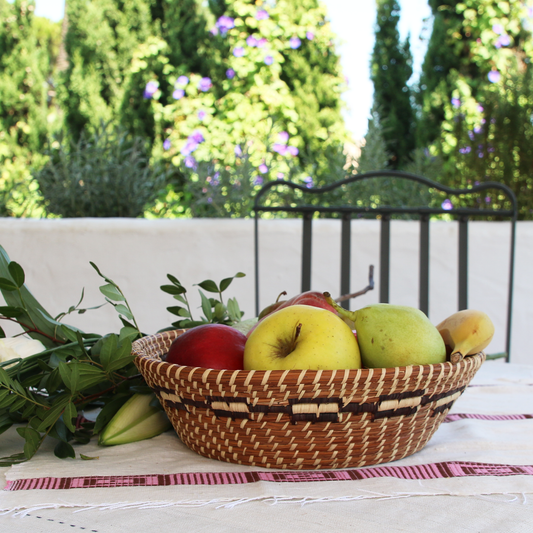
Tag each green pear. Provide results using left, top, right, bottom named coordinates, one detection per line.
left=324, top=294, right=446, bottom=368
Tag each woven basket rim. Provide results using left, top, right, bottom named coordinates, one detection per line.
left=132, top=328, right=484, bottom=380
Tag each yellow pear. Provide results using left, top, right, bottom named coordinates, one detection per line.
left=324, top=294, right=446, bottom=368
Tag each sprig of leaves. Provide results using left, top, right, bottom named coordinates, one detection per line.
left=0, top=247, right=143, bottom=464
left=0, top=245, right=247, bottom=465
left=161, top=272, right=245, bottom=328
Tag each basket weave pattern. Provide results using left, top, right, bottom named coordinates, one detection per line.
left=133, top=330, right=485, bottom=470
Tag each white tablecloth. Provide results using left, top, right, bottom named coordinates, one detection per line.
left=1, top=360, right=532, bottom=532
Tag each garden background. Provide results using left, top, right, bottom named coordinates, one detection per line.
left=0, top=0, right=531, bottom=364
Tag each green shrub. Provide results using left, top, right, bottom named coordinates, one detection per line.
left=33, top=123, right=166, bottom=218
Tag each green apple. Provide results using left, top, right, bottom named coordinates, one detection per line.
left=243, top=304, right=361, bottom=370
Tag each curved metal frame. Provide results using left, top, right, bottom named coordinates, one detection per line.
left=253, top=170, right=518, bottom=362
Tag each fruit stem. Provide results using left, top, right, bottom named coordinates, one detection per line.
left=449, top=351, right=464, bottom=364
left=323, top=292, right=357, bottom=322
left=276, top=291, right=287, bottom=303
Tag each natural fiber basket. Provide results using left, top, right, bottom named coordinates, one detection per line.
left=133, top=329, right=485, bottom=470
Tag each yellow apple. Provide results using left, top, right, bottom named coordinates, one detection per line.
left=243, top=304, right=361, bottom=370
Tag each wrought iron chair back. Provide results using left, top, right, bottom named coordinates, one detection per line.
left=252, top=170, right=517, bottom=362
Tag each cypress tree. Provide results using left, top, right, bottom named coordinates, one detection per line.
left=58, top=0, right=156, bottom=139
left=370, top=0, right=415, bottom=168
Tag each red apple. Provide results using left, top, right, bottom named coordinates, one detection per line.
left=165, top=324, right=246, bottom=370
left=248, top=291, right=338, bottom=337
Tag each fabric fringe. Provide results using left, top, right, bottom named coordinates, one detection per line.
left=1, top=490, right=529, bottom=517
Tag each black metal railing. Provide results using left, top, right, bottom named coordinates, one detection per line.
left=253, top=170, right=518, bottom=362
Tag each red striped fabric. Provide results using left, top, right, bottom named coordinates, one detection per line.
left=5, top=462, right=533, bottom=492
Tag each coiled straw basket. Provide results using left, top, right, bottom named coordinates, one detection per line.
left=133, top=329, right=485, bottom=470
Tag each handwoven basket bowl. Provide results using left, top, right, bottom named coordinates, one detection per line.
left=133, top=330, right=485, bottom=470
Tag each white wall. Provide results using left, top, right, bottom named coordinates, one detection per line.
left=0, top=218, right=529, bottom=365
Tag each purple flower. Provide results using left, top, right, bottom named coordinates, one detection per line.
left=277, top=172, right=285, bottom=180
left=143, top=81, right=159, bottom=99
left=258, top=163, right=268, bottom=174
left=451, top=97, right=461, bottom=108
left=459, top=146, right=471, bottom=154
left=198, top=77, right=212, bottom=91
left=226, top=68, right=235, bottom=79
left=303, top=176, right=313, bottom=188
left=184, top=155, right=197, bottom=169
left=278, top=131, right=290, bottom=143
left=253, top=176, right=264, bottom=186
left=478, top=104, right=484, bottom=113
left=256, top=9, right=269, bottom=20
left=289, top=37, right=301, bottom=49
left=235, top=145, right=243, bottom=157
left=176, top=75, right=189, bottom=87
left=264, top=55, right=274, bottom=65
left=190, top=130, right=204, bottom=144
left=246, top=35, right=258, bottom=47
left=485, top=196, right=492, bottom=203
left=492, top=23, right=504, bottom=35
left=181, top=140, right=198, bottom=156
left=198, top=110, right=206, bottom=121
left=468, top=130, right=475, bottom=140
left=474, top=125, right=483, bottom=134
left=306, top=31, right=315, bottom=40
left=216, top=15, right=235, bottom=34
left=495, top=34, right=510, bottom=48
left=173, top=88, right=185, bottom=100
left=257, top=38, right=268, bottom=48
left=163, top=138, right=171, bottom=151
left=233, top=47, right=245, bottom=57
left=287, top=145, right=299, bottom=156
left=488, top=70, right=501, bottom=83
left=441, top=199, right=453, bottom=210
left=272, top=143, right=288, bottom=155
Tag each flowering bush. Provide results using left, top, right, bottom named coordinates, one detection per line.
left=134, top=0, right=348, bottom=217
left=421, top=0, right=533, bottom=218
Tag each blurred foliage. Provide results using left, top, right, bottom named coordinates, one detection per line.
left=0, top=0, right=61, bottom=216
left=371, top=0, right=416, bottom=168
left=33, top=123, right=167, bottom=218
left=413, top=0, right=533, bottom=218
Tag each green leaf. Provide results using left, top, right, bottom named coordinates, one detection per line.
left=166, top=306, right=189, bottom=317
left=54, top=440, right=75, bottom=459
left=76, top=364, right=108, bottom=390
left=80, top=454, right=99, bottom=460
left=196, top=279, right=219, bottom=293
left=8, top=261, right=25, bottom=288
left=0, top=305, right=25, bottom=318
left=106, top=353, right=135, bottom=373
left=99, top=334, right=118, bottom=370
left=0, top=278, right=18, bottom=291
left=99, top=283, right=125, bottom=302
left=213, top=302, right=226, bottom=319
left=119, top=326, right=139, bottom=343
left=166, top=274, right=182, bottom=286
left=17, top=426, right=42, bottom=459
left=160, top=284, right=186, bottom=295
left=62, top=361, right=80, bottom=392
left=227, top=297, right=243, bottom=323
left=114, top=304, right=133, bottom=320
left=200, top=291, right=213, bottom=321
left=36, top=396, right=70, bottom=432
left=220, top=273, right=246, bottom=292
left=63, top=402, right=77, bottom=433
